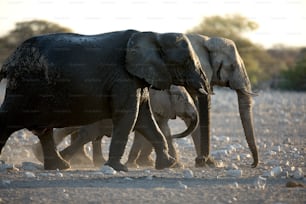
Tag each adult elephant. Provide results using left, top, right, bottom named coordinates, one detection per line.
left=0, top=30, right=210, bottom=171
left=31, top=85, right=198, bottom=168
left=179, top=34, right=259, bottom=168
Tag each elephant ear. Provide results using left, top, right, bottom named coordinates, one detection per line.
left=126, top=32, right=172, bottom=90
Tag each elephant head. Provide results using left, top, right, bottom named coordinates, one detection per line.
left=150, top=85, right=198, bottom=139
left=125, top=32, right=210, bottom=96
left=186, top=34, right=258, bottom=167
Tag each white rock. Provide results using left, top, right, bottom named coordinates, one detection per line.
left=270, top=166, right=283, bottom=177
left=183, top=169, right=194, bottom=178
left=231, top=182, right=239, bottom=188
left=144, top=169, right=151, bottom=174
left=25, top=171, right=36, bottom=178
left=178, top=181, right=188, bottom=189
left=226, top=145, right=236, bottom=153
left=231, top=154, right=241, bottom=161
left=227, top=163, right=239, bottom=170
left=293, top=168, right=304, bottom=179
left=21, top=162, right=42, bottom=171
left=212, top=150, right=228, bottom=160
left=0, top=163, right=18, bottom=172
left=2, top=180, right=11, bottom=185
left=272, top=145, right=281, bottom=152
left=226, top=169, right=243, bottom=177
left=100, top=165, right=117, bottom=175
left=254, top=176, right=266, bottom=190
left=56, top=172, right=64, bottom=177
left=124, top=177, right=133, bottom=181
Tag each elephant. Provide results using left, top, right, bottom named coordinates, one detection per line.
left=31, top=85, right=198, bottom=168
left=126, top=85, right=197, bottom=167
left=0, top=30, right=210, bottom=171
left=177, top=34, right=259, bottom=168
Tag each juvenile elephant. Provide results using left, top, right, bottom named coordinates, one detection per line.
left=0, top=30, right=209, bottom=171
left=180, top=34, right=259, bottom=168
left=32, top=85, right=198, bottom=168
left=126, top=85, right=197, bottom=167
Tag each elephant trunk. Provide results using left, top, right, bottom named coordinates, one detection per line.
left=172, top=110, right=199, bottom=139
left=237, top=89, right=258, bottom=168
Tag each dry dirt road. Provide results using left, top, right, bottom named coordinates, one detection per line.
left=0, top=88, right=305, bottom=203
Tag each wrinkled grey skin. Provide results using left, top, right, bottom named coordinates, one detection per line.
left=182, top=34, right=259, bottom=168
left=32, top=85, right=198, bottom=168
left=0, top=30, right=209, bottom=171
left=126, top=85, right=197, bottom=167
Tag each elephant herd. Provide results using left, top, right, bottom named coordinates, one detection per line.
left=0, top=30, right=258, bottom=172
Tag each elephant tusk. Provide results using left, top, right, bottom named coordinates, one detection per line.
left=197, top=88, right=208, bottom=95
left=240, top=89, right=259, bottom=97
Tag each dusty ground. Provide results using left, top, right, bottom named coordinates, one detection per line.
left=0, top=87, right=305, bottom=204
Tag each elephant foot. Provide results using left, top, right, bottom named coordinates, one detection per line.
left=93, top=157, right=106, bottom=168
left=195, top=156, right=216, bottom=168
left=44, top=158, right=70, bottom=170
left=105, top=160, right=128, bottom=172
left=155, top=154, right=176, bottom=170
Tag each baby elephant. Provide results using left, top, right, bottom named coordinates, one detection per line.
left=32, top=86, right=198, bottom=168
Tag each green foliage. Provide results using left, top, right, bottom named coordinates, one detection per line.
left=187, top=14, right=286, bottom=88
left=279, top=49, right=306, bottom=90
left=0, top=20, right=72, bottom=64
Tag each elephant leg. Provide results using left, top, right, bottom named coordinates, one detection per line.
left=133, top=132, right=154, bottom=167
left=92, top=137, right=105, bottom=167
left=35, top=128, right=70, bottom=170
left=157, top=117, right=183, bottom=168
left=126, top=132, right=143, bottom=168
left=194, top=95, right=215, bottom=167
left=68, top=132, right=93, bottom=167
left=134, top=101, right=176, bottom=170
left=59, top=128, right=92, bottom=161
left=105, top=113, right=136, bottom=172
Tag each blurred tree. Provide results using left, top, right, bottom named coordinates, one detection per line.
left=278, top=48, right=306, bottom=90
left=0, top=20, right=72, bottom=64
left=187, top=14, right=285, bottom=87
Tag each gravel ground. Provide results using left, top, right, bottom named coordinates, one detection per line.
left=0, top=87, right=305, bottom=204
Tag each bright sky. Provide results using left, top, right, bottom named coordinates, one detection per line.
left=1, top=0, right=306, bottom=48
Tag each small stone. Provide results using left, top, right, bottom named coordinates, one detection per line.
left=124, top=177, right=133, bottom=181
left=226, top=169, right=243, bottom=177
left=283, top=138, right=291, bottom=144
left=144, top=169, right=151, bottom=174
left=227, top=163, right=239, bottom=170
left=21, top=162, right=43, bottom=171
left=2, top=180, right=11, bottom=185
left=231, top=154, right=240, bottom=161
left=270, top=166, right=283, bottom=177
left=293, top=168, right=304, bottom=179
left=183, top=169, right=194, bottom=178
left=272, top=145, right=281, bottom=152
left=178, top=181, right=188, bottom=189
left=231, top=182, right=239, bottom=188
left=24, top=171, right=36, bottom=178
left=254, top=176, right=266, bottom=190
left=56, top=172, right=64, bottom=177
left=100, top=165, right=117, bottom=175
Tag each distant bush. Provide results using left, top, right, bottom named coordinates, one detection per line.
left=279, top=56, right=306, bottom=91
